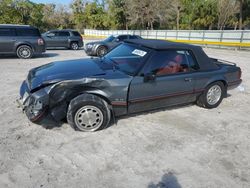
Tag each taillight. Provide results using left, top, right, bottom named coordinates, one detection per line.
left=38, top=38, right=44, bottom=45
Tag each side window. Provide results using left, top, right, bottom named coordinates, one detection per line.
left=146, top=50, right=190, bottom=76
left=72, top=31, right=81, bottom=36
left=117, top=35, right=128, bottom=41
left=186, top=51, right=200, bottom=70
left=0, top=28, right=16, bottom=36
left=47, top=32, right=56, bottom=37
left=16, top=28, right=40, bottom=36
left=129, top=35, right=140, bottom=39
left=57, top=31, right=70, bottom=37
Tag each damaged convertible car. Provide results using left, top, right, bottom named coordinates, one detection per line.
left=19, top=39, right=242, bottom=132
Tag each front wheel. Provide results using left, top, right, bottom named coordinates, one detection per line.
left=16, top=45, right=33, bottom=59
left=96, top=46, right=108, bottom=57
left=67, top=94, right=111, bottom=132
left=197, top=81, right=225, bottom=109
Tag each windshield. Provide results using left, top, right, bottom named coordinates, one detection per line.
left=104, top=35, right=115, bottom=42
left=103, top=43, right=150, bottom=75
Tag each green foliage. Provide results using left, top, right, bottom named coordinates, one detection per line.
left=107, top=0, right=127, bottom=29
left=0, top=0, right=23, bottom=24
left=242, top=0, right=250, bottom=28
left=179, top=0, right=218, bottom=29
left=83, top=2, right=108, bottom=29
left=0, top=0, right=73, bottom=32
left=0, top=0, right=250, bottom=30
left=71, top=0, right=85, bottom=30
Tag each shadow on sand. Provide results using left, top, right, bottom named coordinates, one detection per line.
left=35, top=52, right=59, bottom=58
left=37, top=103, right=194, bottom=130
left=148, top=172, right=182, bottom=188
left=35, top=95, right=231, bottom=130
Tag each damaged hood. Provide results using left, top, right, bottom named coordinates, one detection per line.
left=28, top=58, right=105, bottom=91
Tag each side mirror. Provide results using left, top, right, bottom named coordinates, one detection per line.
left=144, top=73, right=156, bottom=82
left=115, top=38, right=120, bottom=42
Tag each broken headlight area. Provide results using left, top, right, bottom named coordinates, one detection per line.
left=25, top=99, right=47, bottom=122
left=22, top=88, right=50, bottom=122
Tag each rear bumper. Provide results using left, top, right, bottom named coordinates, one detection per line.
left=79, top=40, right=84, bottom=47
left=34, top=45, right=46, bottom=54
left=228, top=79, right=242, bottom=90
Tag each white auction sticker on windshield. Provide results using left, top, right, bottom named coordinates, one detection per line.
left=132, top=49, right=147, bottom=57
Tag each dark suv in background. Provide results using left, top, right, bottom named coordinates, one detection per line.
left=0, top=24, right=46, bottom=59
left=42, top=29, right=83, bottom=50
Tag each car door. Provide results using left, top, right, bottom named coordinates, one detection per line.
left=44, top=31, right=57, bottom=47
left=56, top=31, right=70, bottom=47
left=0, top=28, right=16, bottom=53
left=128, top=50, right=198, bottom=114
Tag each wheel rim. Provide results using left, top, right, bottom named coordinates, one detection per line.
left=72, top=43, right=78, bottom=50
left=19, top=47, right=31, bottom=58
left=206, top=85, right=222, bottom=105
left=74, top=105, right=104, bottom=131
left=98, top=47, right=106, bottom=56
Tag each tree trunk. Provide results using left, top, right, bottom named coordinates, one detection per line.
left=150, top=21, right=153, bottom=30
left=209, top=24, right=213, bottom=30
left=239, top=0, right=243, bottom=30
left=234, top=22, right=238, bottom=30
left=177, top=7, right=180, bottom=30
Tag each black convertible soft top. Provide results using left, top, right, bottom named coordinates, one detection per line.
left=125, top=39, right=218, bottom=70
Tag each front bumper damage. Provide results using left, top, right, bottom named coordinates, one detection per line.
left=18, top=77, right=107, bottom=125
left=84, top=44, right=98, bottom=56
left=84, top=47, right=96, bottom=56
left=19, top=81, right=49, bottom=123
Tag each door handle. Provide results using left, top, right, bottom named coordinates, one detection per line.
left=184, top=78, right=192, bottom=82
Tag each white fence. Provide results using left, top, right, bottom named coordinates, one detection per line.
left=84, top=29, right=250, bottom=47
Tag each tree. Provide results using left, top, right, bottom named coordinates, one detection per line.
left=0, top=0, right=250, bottom=30
left=217, top=0, right=239, bottom=30
left=238, top=0, right=243, bottom=29
left=83, top=2, right=108, bottom=29
left=107, top=0, right=128, bottom=29
left=0, top=0, right=25, bottom=24
left=192, top=0, right=218, bottom=29
left=125, top=0, right=173, bottom=30
left=71, top=0, right=85, bottom=30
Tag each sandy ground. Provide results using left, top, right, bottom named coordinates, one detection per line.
left=0, top=43, right=249, bottom=188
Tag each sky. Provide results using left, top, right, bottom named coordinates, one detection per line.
left=31, top=0, right=73, bottom=5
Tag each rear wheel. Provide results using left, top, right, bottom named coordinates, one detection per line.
left=70, top=42, right=79, bottom=50
left=197, top=81, right=225, bottom=109
left=67, top=94, right=111, bottom=132
left=16, top=45, right=33, bottom=59
left=96, top=46, right=108, bottom=57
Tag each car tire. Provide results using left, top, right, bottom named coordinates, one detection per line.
left=67, top=93, right=111, bottom=132
left=70, top=42, right=79, bottom=50
left=16, top=45, right=33, bottom=59
left=197, top=81, right=225, bottom=109
left=96, top=46, right=108, bottom=57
